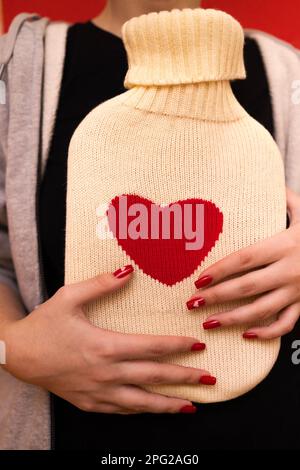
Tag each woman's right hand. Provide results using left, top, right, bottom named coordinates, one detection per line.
left=2, top=266, right=214, bottom=415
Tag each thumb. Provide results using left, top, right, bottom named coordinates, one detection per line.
left=65, top=265, right=134, bottom=306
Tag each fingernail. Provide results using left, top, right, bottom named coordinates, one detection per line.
left=113, top=265, right=134, bottom=279
left=243, top=332, right=258, bottom=339
left=191, top=342, right=206, bottom=351
left=203, top=320, right=221, bottom=330
left=186, top=296, right=206, bottom=310
left=180, top=405, right=197, bottom=414
left=195, top=275, right=213, bottom=289
left=200, top=375, right=217, bottom=385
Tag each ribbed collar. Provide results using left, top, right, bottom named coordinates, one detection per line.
left=122, top=8, right=246, bottom=88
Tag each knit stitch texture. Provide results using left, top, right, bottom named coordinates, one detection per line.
left=65, top=8, right=286, bottom=403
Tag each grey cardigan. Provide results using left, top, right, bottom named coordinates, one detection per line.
left=0, top=13, right=300, bottom=450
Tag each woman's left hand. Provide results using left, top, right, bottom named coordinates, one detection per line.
left=187, top=188, right=300, bottom=340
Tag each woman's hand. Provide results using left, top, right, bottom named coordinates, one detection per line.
left=187, top=188, right=300, bottom=340
left=2, top=265, right=214, bottom=415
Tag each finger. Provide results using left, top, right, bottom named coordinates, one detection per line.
left=106, top=331, right=206, bottom=361
left=243, top=302, right=300, bottom=340
left=109, top=385, right=197, bottom=414
left=194, top=234, right=287, bottom=288
left=188, top=261, right=288, bottom=308
left=78, top=401, right=139, bottom=414
left=59, top=265, right=134, bottom=306
left=203, top=287, right=296, bottom=328
left=111, top=361, right=214, bottom=386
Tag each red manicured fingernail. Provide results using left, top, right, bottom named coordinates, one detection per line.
left=200, top=375, right=217, bottom=385
left=186, top=296, right=206, bottom=310
left=191, top=342, right=206, bottom=351
left=180, top=405, right=197, bottom=414
left=243, top=332, right=258, bottom=339
left=195, top=275, right=213, bottom=289
left=203, top=320, right=221, bottom=330
left=113, top=265, right=134, bottom=279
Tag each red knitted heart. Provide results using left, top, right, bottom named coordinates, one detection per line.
left=107, top=194, right=223, bottom=286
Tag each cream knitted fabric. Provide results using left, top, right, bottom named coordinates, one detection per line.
left=65, top=8, right=286, bottom=403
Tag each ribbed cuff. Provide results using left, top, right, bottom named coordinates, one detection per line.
left=122, top=8, right=246, bottom=89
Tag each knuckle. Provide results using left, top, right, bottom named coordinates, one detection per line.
left=261, top=306, right=275, bottom=319
left=262, top=330, right=277, bottom=340
left=83, top=337, right=116, bottom=367
left=257, top=310, right=270, bottom=320
left=281, top=323, right=294, bottom=335
left=164, top=403, right=180, bottom=414
left=293, top=281, right=300, bottom=295
left=148, top=372, right=164, bottom=384
left=92, top=361, right=116, bottom=382
left=92, top=274, right=113, bottom=292
left=171, top=337, right=194, bottom=353
left=218, top=269, right=226, bottom=280
left=130, top=403, right=145, bottom=413
left=97, top=341, right=116, bottom=360
left=222, top=312, right=237, bottom=324
left=56, top=286, right=73, bottom=304
left=181, top=337, right=195, bottom=348
left=239, top=280, right=258, bottom=296
left=80, top=344, right=96, bottom=367
left=208, top=291, right=221, bottom=304
left=148, top=344, right=167, bottom=356
left=260, top=332, right=273, bottom=340
left=95, top=369, right=114, bottom=384
left=184, top=369, right=199, bottom=384
left=252, top=302, right=273, bottom=319
left=286, top=237, right=298, bottom=253
left=77, top=400, right=95, bottom=413
left=238, top=251, right=253, bottom=268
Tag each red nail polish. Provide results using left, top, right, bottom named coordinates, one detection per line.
left=191, top=342, right=206, bottom=351
left=200, top=375, right=217, bottom=385
left=180, top=405, right=197, bottom=414
left=243, top=332, right=258, bottom=339
left=195, top=275, right=213, bottom=289
left=203, top=320, right=221, bottom=330
left=186, top=296, right=206, bottom=310
left=113, top=265, right=134, bottom=279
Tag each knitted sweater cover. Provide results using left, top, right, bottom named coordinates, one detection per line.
left=65, top=8, right=286, bottom=403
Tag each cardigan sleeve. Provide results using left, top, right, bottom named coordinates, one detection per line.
left=285, top=46, right=300, bottom=193
left=0, top=58, right=18, bottom=292
left=0, top=15, right=42, bottom=293
left=246, top=29, right=300, bottom=194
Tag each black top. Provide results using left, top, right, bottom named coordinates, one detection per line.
left=39, top=22, right=128, bottom=296
left=39, top=21, right=300, bottom=450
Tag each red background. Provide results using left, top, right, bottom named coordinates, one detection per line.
left=2, top=0, right=300, bottom=48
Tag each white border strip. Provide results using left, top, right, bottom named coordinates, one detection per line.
left=0, top=340, right=6, bottom=364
